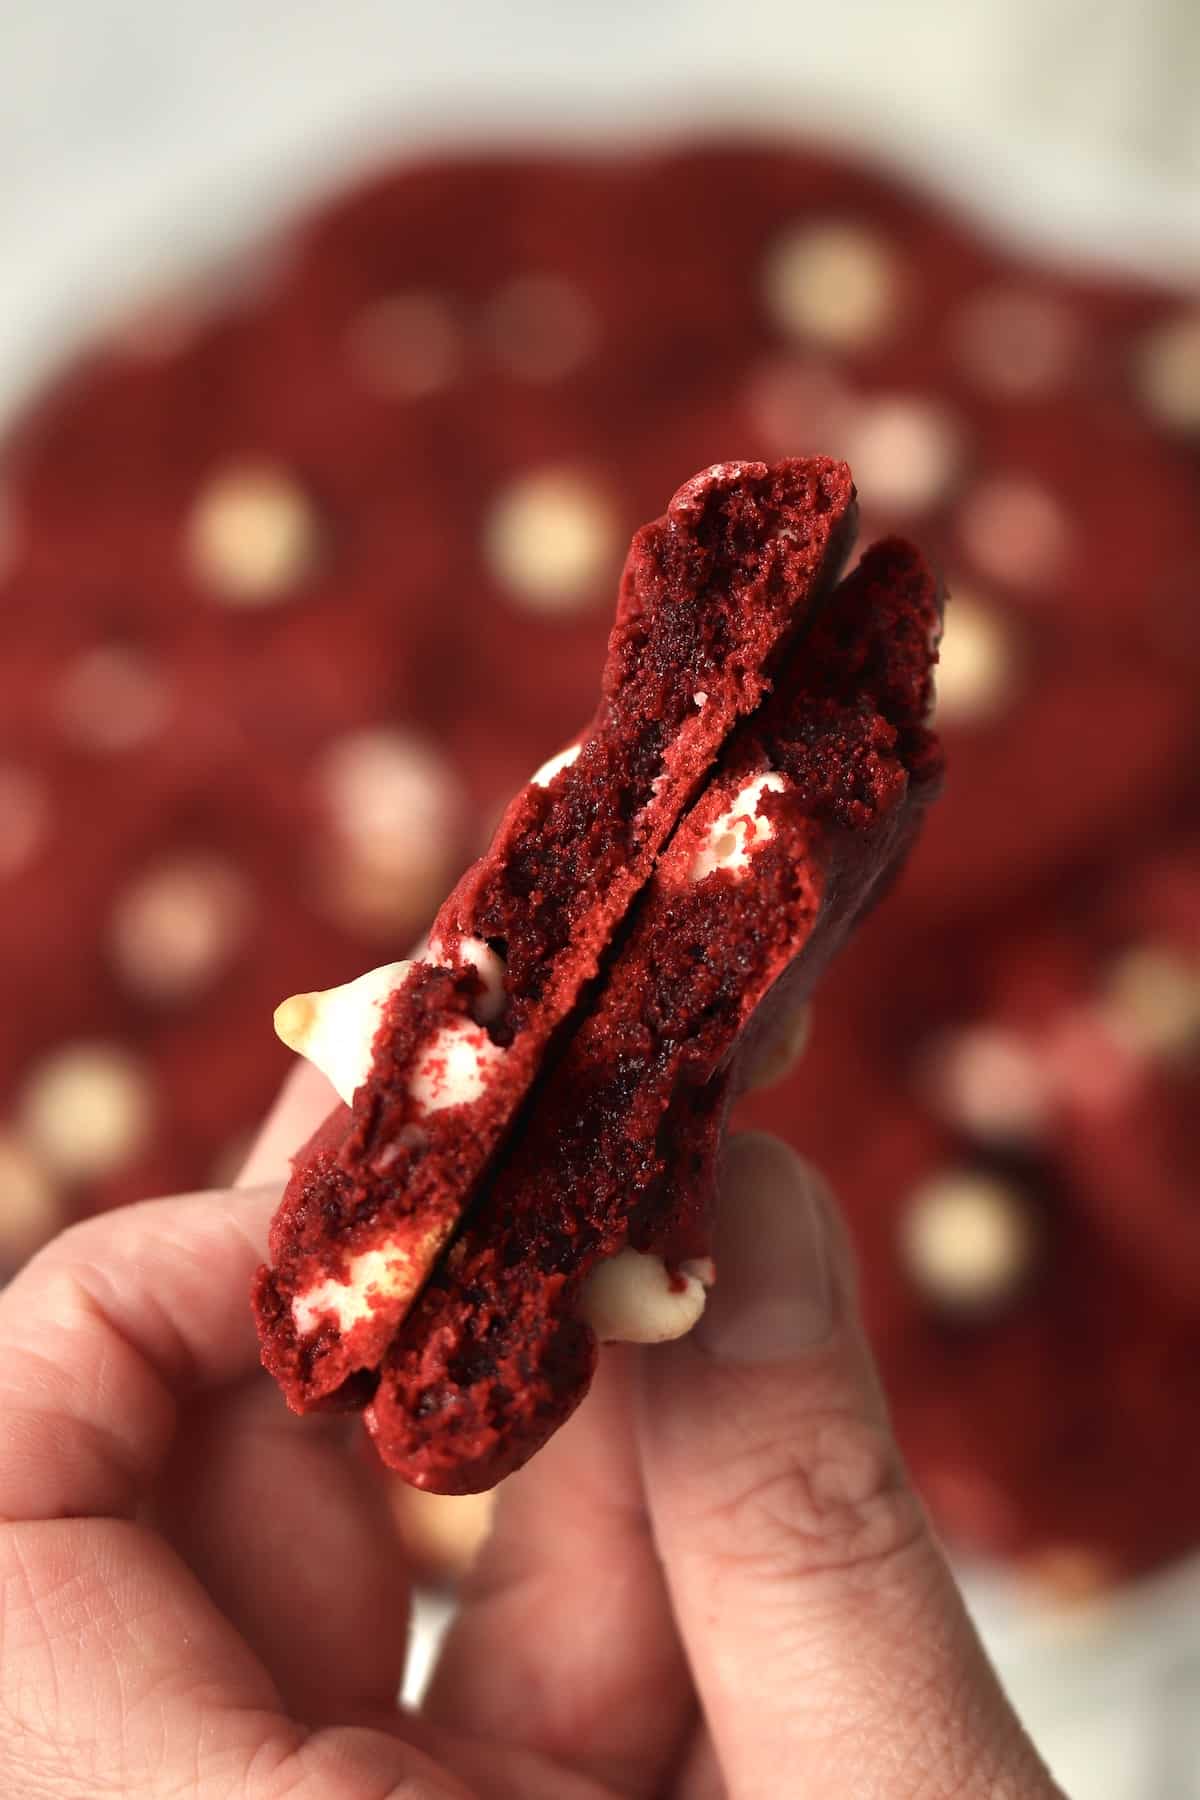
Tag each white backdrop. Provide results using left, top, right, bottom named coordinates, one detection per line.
left=2, top=5, right=1199, bottom=1795
left=1, top=0, right=1199, bottom=424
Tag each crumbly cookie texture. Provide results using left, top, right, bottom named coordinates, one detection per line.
left=365, top=536, right=941, bottom=1492
left=254, top=458, right=859, bottom=1413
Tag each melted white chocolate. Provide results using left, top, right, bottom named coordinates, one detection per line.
left=292, top=1228, right=442, bottom=1337
left=275, top=938, right=509, bottom=1107
left=689, top=773, right=786, bottom=883
left=274, top=961, right=413, bottom=1106
left=409, top=1018, right=505, bottom=1114
left=428, top=933, right=507, bottom=1023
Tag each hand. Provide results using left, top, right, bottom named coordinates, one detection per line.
left=0, top=1060, right=1062, bottom=1798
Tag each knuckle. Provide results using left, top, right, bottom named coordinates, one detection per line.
left=257, top=1727, right=461, bottom=1800
left=27, top=1215, right=106, bottom=1271
left=699, top=1406, right=927, bottom=1585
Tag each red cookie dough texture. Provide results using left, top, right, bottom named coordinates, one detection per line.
left=255, top=457, right=858, bottom=1412
left=365, top=537, right=941, bottom=1491
left=2, top=139, right=1199, bottom=1582
left=0, top=765, right=51, bottom=881
left=54, top=644, right=174, bottom=753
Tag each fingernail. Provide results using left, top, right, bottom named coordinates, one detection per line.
left=695, top=1133, right=836, bottom=1363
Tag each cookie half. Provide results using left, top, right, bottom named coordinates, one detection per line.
left=255, top=458, right=857, bottom=1407
left=366, top=537, right=943, bottom=1489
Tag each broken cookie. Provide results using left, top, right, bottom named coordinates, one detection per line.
left=255, top=458, right=858, bottom=1408
left=364, top=537, right=942, bottom=1489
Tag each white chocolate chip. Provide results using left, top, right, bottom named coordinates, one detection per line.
left=531, top=741, right=583, bottom=789
left=689, top=773, right=786, bottom=883
left=843, top=395, right=962, bottom=515
left=1100, top=944, right=1200, bottom=1062
left=54, top=646, right=172, bottom=752
left=428, top=934, right=507, bottom=1024
left=901, top=1170, right=1037, bottom=1310
left=927, top=1026, right=1050, bottom=1143
left=0, top=1131, right=63, bottom=1264
left=19, top=1042, right=154, bottom=1181
left=483, top=275, right=598, bottom=382
left=578, top=1248, right=712, bottom=1344
left=485, top=469, right=619, bottom=615
left=693, top=690, right=708, bottom=709
left=0, top=764, right=50, bottom=880
left=932, top=590, right=1019, bottom=726
left=292, top=1226, right=442, bottom=1337
left=954, top=288, right=1078, bottom=398
left=960, top=476, right=1070, bottom=590
left=188, top=461, right=321, bottom=605
left=315, top=728, right=464, bottom=935
left=371, top=1121, right=429, bottom=1171
left=410, top=1018, right=504, bottom=1115
left=763, top=222, right=899, bottom=350
left=318, top=729, right=462, bottom=868
left=345, top=292, right=461, bottom=398
left=1135, top=311, right=1200, bottom=433
left=275, top=961, right=413, bottom=1105
left=110, top=855, right=252, bottom=1001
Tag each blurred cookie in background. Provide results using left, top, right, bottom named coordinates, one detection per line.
left=1, top=139, right=1198, bottom=1586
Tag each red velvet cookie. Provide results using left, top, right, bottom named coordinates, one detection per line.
left=254, top=458, right=857, bottom=1409
left=5, top=137, right=1200, bottom=1582
left=902, top=846, right=1200, bottom=1316
left=764, top=851, right=1200, bottom=1581
left=367, top=537, right=942, bottom=1490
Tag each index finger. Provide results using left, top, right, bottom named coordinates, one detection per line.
left=0, top=1181, right=280, bottom=1522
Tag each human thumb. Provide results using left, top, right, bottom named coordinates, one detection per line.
left=636, top=1131, right=1061, bottom=1800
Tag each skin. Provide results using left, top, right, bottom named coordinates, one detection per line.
left=0, top=1044, right=1063, bottom=1799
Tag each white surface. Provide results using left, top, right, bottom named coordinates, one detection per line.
left=1, top=0, right=1199, bottom=427
left=964, top=1552, right=1200, bottom=1799
left=3, top=4, right=1199, bottom=1793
